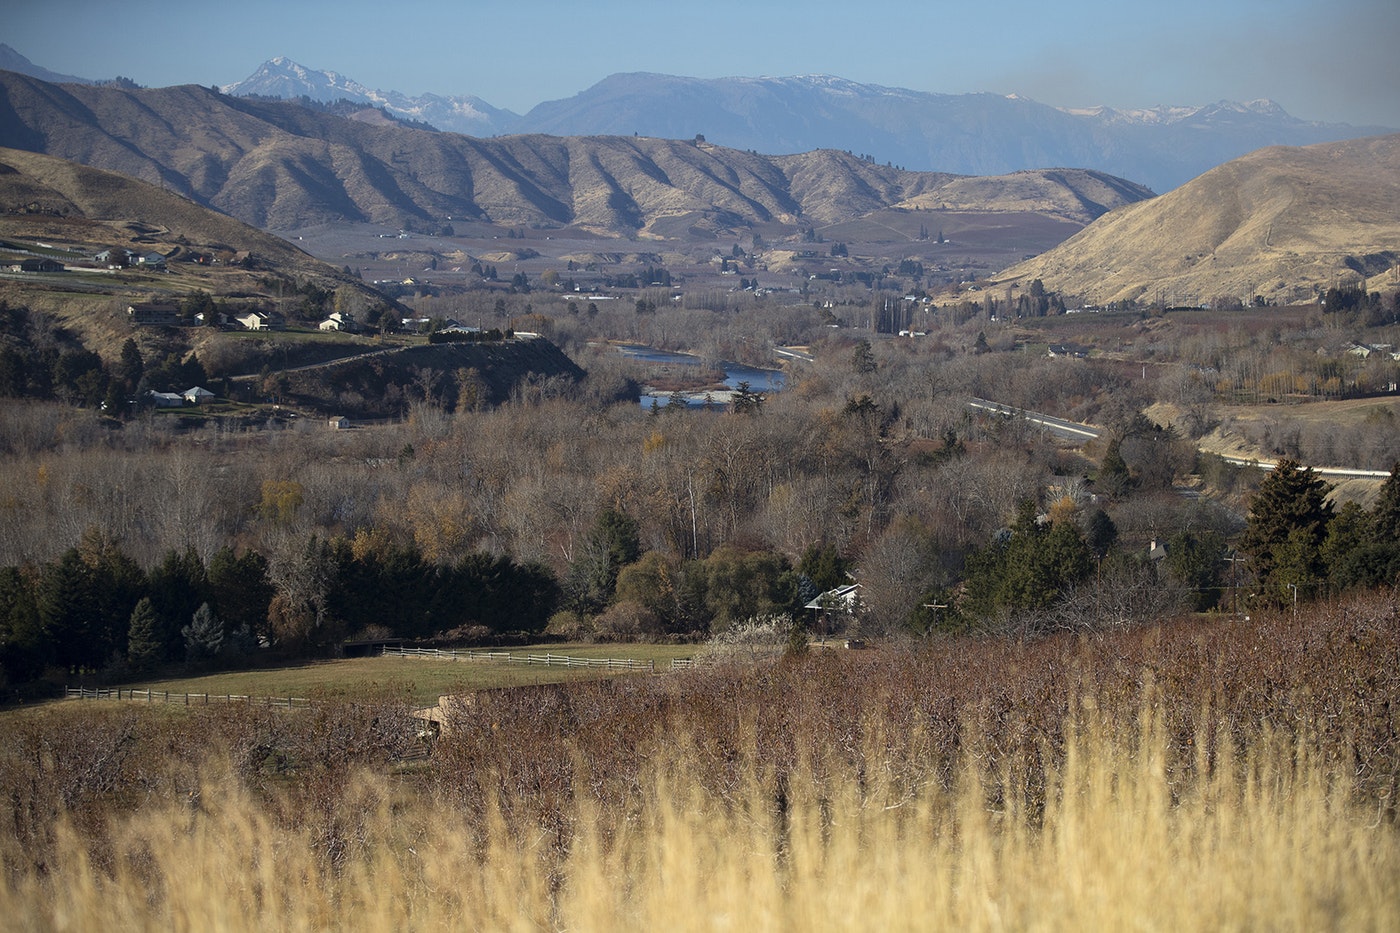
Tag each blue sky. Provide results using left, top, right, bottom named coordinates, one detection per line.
left=8, top=0, right=1399, bottom=127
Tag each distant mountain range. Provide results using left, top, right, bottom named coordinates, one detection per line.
left=4, top=46, right=1397, bottom=307
left=0, top=70, right=1152, bottom=237
left=0, top=45, right=95, bottom=87
left=223, top=56, right=516, bottom=136
left=218, top=58, right=1393, bottom=193
left=5, top=46, right=1385, bottom=194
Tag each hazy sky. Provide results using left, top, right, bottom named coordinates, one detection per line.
left=8, top=0, right=1399, bottom=127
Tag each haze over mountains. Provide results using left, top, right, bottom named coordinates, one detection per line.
left=224, top=56, right=515, bottom=137
left=0, top=70, right=1152, bottom=238
left=2, top=44, right=1397, bottom=307
left=217, top=57, right=1391, bottom=194
left=0, top=45, right=95, bottom=89
left=4, top=45, right=1385, bottom=196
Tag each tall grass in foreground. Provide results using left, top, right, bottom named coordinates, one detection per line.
left=3, top=697, right=1396, bottom=931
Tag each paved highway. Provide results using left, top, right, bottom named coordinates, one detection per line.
left=967, top=397, right=1391, bottom=480
left=968, top=398, right=1102, bottom=442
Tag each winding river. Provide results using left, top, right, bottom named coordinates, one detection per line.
left=616, top=344, right=786, bottom=409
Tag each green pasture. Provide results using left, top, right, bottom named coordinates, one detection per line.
left=83, top=643, right=699, bottom=708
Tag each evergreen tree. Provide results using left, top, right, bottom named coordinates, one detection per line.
left=182, top=602, right=224, bottom=662
left=148, top=547, right=209, bottom=660
left=799, top=542, right=850, bottom=594
left=76, top=527, right=145, bottom=664
left=1239, top=459, right=1332, bottom=606
left=1165, top=530, right=1227, bottom=610
left=851, top=339, right=877, bottom=374
left=1082, top=507, right=1118, bottom=560
left=126, top=597, right=161, bottom=672
left=569, top=509, right=643, bottom=613
left=1097, top=437, right=1133, bottom=497
left=35, top=526, right=144, bottom=664
left=36, top=549, right=94, bottom=670
left=116, top=337, right=144, bottom=392
left=437, top=552, right=557, bottom=635
left=1329, top=462, right=1400, bottom=588
left=962, top=500, right=1093, bottom=622
left=207, top=546, right=273, bottom=642
left=731, top=381, right=765, bottom=414
left=1371, top=462, right=1400, bottom=542
left=328, top=535, right=433, bottom=639
left=0, top=566, right=44, bottom=682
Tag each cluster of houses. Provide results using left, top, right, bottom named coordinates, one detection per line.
left=1346, top=342, right=1400, bottom=361
left=126, top=302, right=377, bottom=334
left=128, top=302, right=286, bottom=330
left=3, top=250, right=173, bottom=274
left=146, top=385, right=216, bottom=408
left=95, top=249, right=168, bottom=270
left=2, top=235, right=263, bottom=280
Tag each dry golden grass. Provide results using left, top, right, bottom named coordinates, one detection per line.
left=2, top=696, right=1395, bottom=931
left=998, top=134, right=1400, bottom=305
left=5, top=597, right=1397, bottom=929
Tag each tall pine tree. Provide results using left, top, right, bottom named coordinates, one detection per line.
left=1239, top=459, right=1332, bottom=606
left=127, top=597, right=161, bottom=673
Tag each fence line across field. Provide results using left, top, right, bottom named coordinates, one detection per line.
left=382, top=645, right=697, bottom=671
left=65, top=652, right=698, bottom=707
left=65, top=686, right=312, bottom=708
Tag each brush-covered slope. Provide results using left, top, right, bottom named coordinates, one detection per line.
left=0, top=145, right=319, bottom=269
left=0, top=70, right=1153, bottom=237
left=994, top=135, right=1400, bottom=305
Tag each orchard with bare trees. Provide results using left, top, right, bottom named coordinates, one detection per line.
left=2, top=280, right=1400, bottom=693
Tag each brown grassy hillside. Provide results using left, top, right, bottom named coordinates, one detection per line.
left=0, top=71, right=1153, bottom=237
left=993, top=135, right=1400, bottom=305
left=0, top=146, right=317, bottom=268
left=0, top=146, right=387, bottom=357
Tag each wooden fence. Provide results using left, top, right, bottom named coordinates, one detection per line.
left=382, top=646, right=697, bottom=672
left=65, top=686, right=312, bottom=709
left=64, top=652, right=701, bottom=709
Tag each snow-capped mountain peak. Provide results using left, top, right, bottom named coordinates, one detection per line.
left=222, top=58, right=517, bottom=134
left=222, top=57, right=372, bottom=102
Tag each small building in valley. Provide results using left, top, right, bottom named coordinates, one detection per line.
left=147, top=390, right=185, bottom=408
left=128, top=302, right=181, bottom=326
left=8, top=258, right=64, bottom=273
left=319, top=312, right=360, bottom=333
left=234, top=310, right=283, bottom=331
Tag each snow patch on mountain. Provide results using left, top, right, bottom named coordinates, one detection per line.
left=222, top=57, right=515, bottom=134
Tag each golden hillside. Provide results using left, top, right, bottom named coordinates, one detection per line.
left=0, top=146, right=330, bottom=271
left=0, top=71, right=1151, bottom=237
left=992, top=135, right=1400, bottom=305
left=0, top=146, right=383, bottom=351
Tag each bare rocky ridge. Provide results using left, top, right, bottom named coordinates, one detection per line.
left=992, top=135, right=1400, bottom=305
left=0, top=71, right=1152, bottom=238
left=7, top=66, right=1397, bottom=307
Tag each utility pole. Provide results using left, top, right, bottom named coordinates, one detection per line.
left=1223, top=552, right=1245, bottom=617
left=922, top=602, right=948, bottom=636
